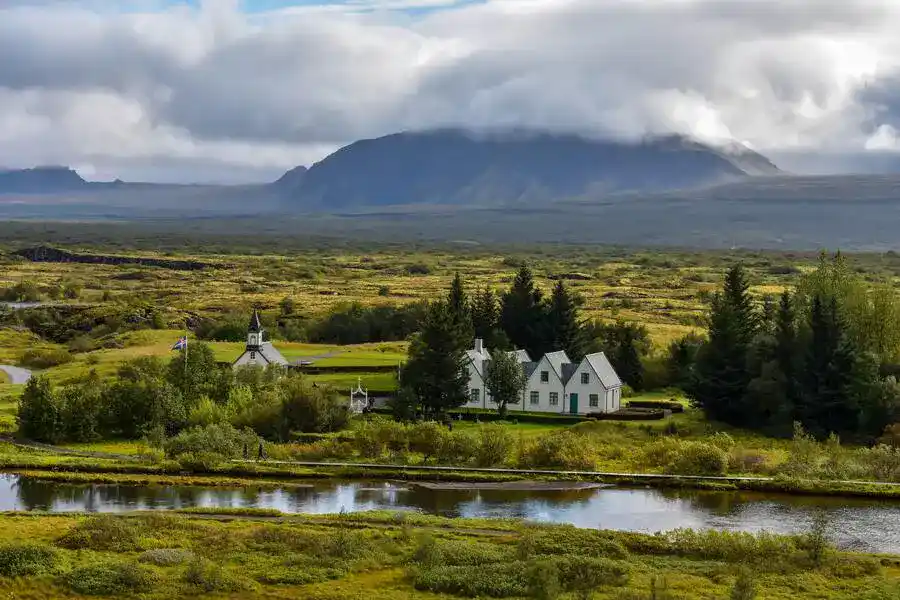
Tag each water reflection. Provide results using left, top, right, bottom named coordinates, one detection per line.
left=3, top=475, right=900, bottom=553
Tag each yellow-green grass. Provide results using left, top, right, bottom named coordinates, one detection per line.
left=58, top=440, right=149, bottom=456
left=0, top=511, right=893, bottom=599
left=307, top=372, right=398, bottom=391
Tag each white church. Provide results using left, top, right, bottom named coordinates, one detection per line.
left=232, top=310, right=289, bottom=368
left=464, top=339, right=623, bottom=415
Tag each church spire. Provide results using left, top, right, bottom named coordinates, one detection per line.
left=248, top=309, right=262, bottom=333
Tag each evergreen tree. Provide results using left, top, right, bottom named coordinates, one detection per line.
left=613, top=326, right=644, bottom=391
left=666, top=333, right=703, bottom=391
left=546, top=280, right=584, bottom=360
left=399, top=301, right=470, bottom=419
left=691, top=264, right=758, bottom=423
left=471, top=286, right=499, bottom=341
left=500, top=265, right=548, bottom=359
left=447, top=273, right=474, bottom=343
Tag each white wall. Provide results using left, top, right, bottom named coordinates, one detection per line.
left=465, top=364, right=487, bottom=409
left=523, top=356, right=567, bottom=414
left=233, top=351, right=267, bottom=368
left=562, top=359, right=609, bottom=414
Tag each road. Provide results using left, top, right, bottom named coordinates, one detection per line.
left=0, top=365, right=32, bottom=384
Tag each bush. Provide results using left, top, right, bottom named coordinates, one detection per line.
left=56, top=515, right=142, bottom=552
left=626, top=400, right=684, bottom=413
left=475, top=423, right=514, bottom=467
left=63, top=560, right=157, bottom=596
left=436, top=430, right=478, bottom=465
left=411, top=563, right=529, bottom=597
left=19, top=347, right=73, bottom=369
left=517, top=431, right=598, bottom=471
left=588, top=409, right=666, bottom=421
left=556, top=555, right=629, bottom=598
left=184, top=557, right=250, bottom=592
left=517, top=526, right=629, bottom=560
left=278, top=376, right=350, bottom=437
left=0, top=542, right=58, bottom=577
left=164, top=423, right=259, bottom=463
left=138, top=548, right=195, bottom=566
left=667, top=442, right=729, bottom=476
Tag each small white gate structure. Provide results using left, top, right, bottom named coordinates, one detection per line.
left=349, top=377, right=369, bottom=414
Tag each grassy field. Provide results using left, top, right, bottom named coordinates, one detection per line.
left=0, top=510, right=893, bottom=599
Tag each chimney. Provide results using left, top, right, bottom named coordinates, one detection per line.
left=474, top=338, right=484, bottom=354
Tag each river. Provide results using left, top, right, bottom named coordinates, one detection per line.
left=5, top=474, right=900, bottom=553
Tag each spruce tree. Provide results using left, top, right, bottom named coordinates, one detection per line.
left=400, top=301, right=469, bottom=419
left=500, top=264, right=547, bottom=359
left=471, top=286, right=509, bottom=349
left=691, top=264, right=757, bottom=423
left=447, top=273, right=474, bottom=344
left=546, top=280, right=584, bottom=360
left=613, top=326, right=644, bottom=391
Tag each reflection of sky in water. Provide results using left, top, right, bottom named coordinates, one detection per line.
left=3, top=475, right=899, bottom=553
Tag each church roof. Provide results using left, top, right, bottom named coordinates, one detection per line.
left=248, top=310, right=263, bottom=332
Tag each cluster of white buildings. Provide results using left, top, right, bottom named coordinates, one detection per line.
left=465, top=339, right=623, bottom=415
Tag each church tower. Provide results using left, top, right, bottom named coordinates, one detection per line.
left=247, top=309, right=263, bottom=350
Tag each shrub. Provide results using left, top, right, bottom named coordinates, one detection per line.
left=56, top=515, right=142, bottom=552
left=64, top=560, right=157, bottom=596
left=184, top=557, right=250, bottom=592
left=164, top=423, right=258, bottom=463
left=556, top=555, right=629, bottom=598
left=518, top=526, right=629, bottom=560
left=827, top=556, right=881, bottom=579
left=409, top=421, right=447, bottom=463
left=436, top=430, right=478, bottom=464
left=411, top=563, right=530, bottom=597
left=517, top=431, right=598, bottom=471
left=626, top=400, right=684, bottom=413
left=526, top=560, right=561, bottom=600
left=138, top=548, right=195, bottom=566
left=19, top=347, right=73, bottom=369
left=475, top=423, right=514, bottom=467
left=0, top=542, right=58, bottom=577
left=667, top=442, right=728, bottom=476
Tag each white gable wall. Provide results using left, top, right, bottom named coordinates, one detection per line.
left=465, top=363, right=487, bottom=409
left=523, top=355, right=567, bottom=414
left=233, top=350, right=269, bottom=368
left=564, top=358, right=612, bottom=413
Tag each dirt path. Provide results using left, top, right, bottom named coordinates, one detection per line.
left=0, top=365, right=32, bottom=385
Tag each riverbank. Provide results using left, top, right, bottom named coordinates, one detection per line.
left=0, top=510, right=894, bottom=599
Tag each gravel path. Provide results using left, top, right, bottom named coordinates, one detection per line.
left=0, top=365, right=32, bottom=385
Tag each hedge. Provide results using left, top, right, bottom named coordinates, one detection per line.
left=587, top=409, right=667, bottom=421
left=626, top=400, right=684, bottom=413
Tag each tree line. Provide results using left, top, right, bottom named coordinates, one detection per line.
left=688, top=254, right=900, bottom=441
left=397, top=266, right=648, bottom=418
left=18, top=342, right=349, bottom=446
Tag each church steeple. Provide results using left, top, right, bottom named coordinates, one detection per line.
left=247, top=309, right=263, bottom=350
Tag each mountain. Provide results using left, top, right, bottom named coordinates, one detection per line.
left=283, top=129, right=782, bottom=208
left=0, top=166, right=87, bottom=194
left=272, top=165, right=308, bottom=192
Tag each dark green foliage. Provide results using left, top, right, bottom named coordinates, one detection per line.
left=63, top=560, right=157, bottom=596
left=0, top=543, right=58, bottom=577
left=485, top=349, right=526, bottom=417
left=730, top=568, right=757, bottom=600
left=471, top=286, right=508, bottom=350
left=277, top=376, right=349, bottom=437
left=18, top=347, right=73, bottom=369
left=166, top=341, right=223, bottom=403
left=448, top=272, right=474, bottom=344
left=501, top=264, right=549, bottom=359
left=105, top=358, right=187, bottom=438
left=588, top=321, right=649, bottom=391
left=307, top=301, right=426, bottom=344
left=546, top=280, right=584, bottom=361
left=517, top=526, right=629, bottom=560
left=665, top=333, right=703, bottom=390
left=691, top=264, right=757, bottom=424
left=184, top=557, right=250, bottom=592
left=17, top=376, right=63, bottom=443
left=400, top=300, right=470, bottom=418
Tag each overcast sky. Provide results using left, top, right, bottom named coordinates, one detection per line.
left=3, top=0, right=900, bottom=183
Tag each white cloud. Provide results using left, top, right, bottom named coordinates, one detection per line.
left=3, top=0, right=900, bottom=181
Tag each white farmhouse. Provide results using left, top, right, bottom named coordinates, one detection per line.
left=232, top=310, right=289, bottom=368
left=464, top=339, right=623, bottom=415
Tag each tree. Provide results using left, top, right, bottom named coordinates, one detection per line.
left=17, top=376, right=62, bottom=443
left=691, top=264, right=758, bottom=424
left=447, top=273, right=474, bottom=343
left=166, top=341, right=225, bottom=404
left=588, top=321, right=648, bottom=391
left=485, top=349, right=526, bottom=418
left=501, top=264, right=548, bottom=359
left=277, top=375, right=349, bottom=438
left=546, top=280, right=584, bottom=361
left=471, top=286, right=509, bottom=350
left=400, top=301, right=470, bottom=419
left=666, top=333, right=703, bottom=390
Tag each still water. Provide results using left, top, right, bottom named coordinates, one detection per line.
left=5, top=474, right=900, bottom=554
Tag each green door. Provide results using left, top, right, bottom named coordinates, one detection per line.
left=569, top=393, right=579, bottom=414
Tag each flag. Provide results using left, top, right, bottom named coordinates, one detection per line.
left=172, top=336, right=187, bottom=351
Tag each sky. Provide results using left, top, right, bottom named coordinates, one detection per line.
left=3, top=0, right=900, bottom=183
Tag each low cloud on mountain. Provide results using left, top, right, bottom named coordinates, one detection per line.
left=2, top=0, right=900, bottom=182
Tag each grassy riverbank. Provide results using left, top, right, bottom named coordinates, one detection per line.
left=0, top=510, right=894, bottom=599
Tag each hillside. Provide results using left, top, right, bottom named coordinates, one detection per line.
left=0, top=166, right=87, bottom=194
left=285, top=129, right=782, bottom=208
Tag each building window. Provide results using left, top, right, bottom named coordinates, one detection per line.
left=530, top=391, right=539, bottom=405
left=581, top=372, right=590, bottom=385
left=470, top=389, right=480, bottom=403
left=250, top=352, right=256, bottom=360
left=540, top=371, right=549, bottom=383
left=549, top=392, right=559, bottom=406
left=589, top=394, right=599, bottom=408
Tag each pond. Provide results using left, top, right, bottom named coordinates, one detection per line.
left=4, top=474, right=900, bottom=554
